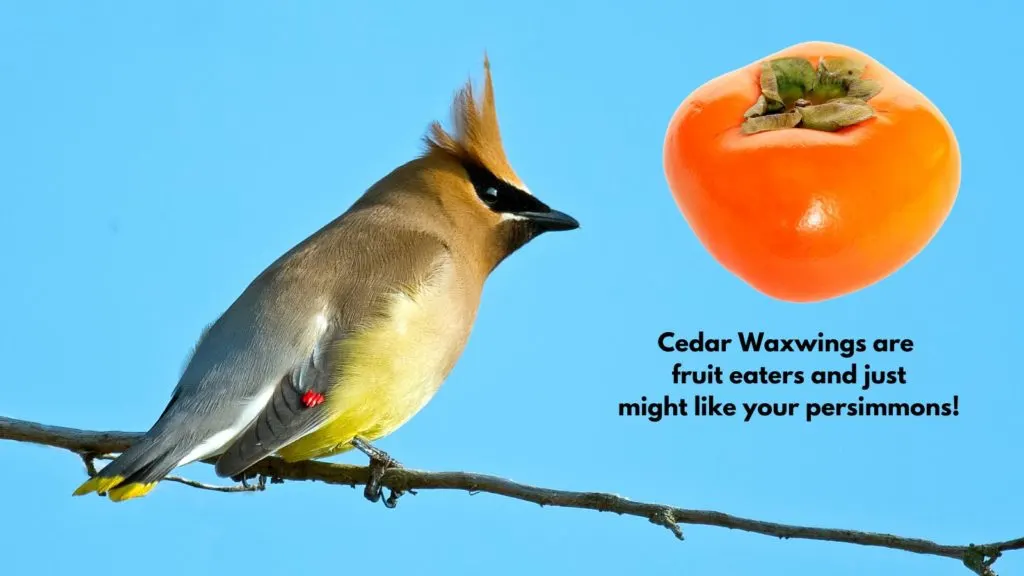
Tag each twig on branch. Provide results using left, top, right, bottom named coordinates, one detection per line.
left=2, top=415, right=1020, bottom=575
left=162, top=474, right=266, bottom=493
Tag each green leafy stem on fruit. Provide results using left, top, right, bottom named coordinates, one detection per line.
left=742, top=56, right=883, bottom=134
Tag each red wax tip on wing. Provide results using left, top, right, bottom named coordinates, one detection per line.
left=302, top=391, right=325, bottom=408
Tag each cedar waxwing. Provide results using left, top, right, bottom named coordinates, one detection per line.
left=73, top=57, right=578, bottom=502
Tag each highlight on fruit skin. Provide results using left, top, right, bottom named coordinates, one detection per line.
left=662, top=41, right=961, bottom=303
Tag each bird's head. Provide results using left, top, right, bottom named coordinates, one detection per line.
left=419, top=56, right=578, bottom=271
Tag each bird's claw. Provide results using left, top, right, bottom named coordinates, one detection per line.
left=353, top=437, right=406, bottom=508
left=234, top=471, right=267, bottom=491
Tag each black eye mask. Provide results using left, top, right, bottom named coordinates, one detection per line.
left=462, top=161, right=551, bottom=215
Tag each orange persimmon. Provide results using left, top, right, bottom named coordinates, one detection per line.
left=663, top=41, right=960, bottom=302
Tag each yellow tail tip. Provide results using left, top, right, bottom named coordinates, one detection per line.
left=73, top=476, right=156, bottom=501
left=107, top=482, right=157, bottom=502
left=72, top=475, right=125, bottom=497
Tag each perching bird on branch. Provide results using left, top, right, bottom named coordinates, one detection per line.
left=73, top=56, right=578, bottom=502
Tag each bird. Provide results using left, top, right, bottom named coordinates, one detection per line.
left=73, top=56, right=578, bottom=503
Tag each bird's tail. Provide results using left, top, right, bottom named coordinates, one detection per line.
left=72, top=433, right=185, bottom=502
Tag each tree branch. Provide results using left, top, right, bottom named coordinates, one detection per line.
left=2, top=415, right=1019, bottom=575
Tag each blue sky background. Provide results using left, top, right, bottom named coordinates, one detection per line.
left=1, top=2, right=1021, bottom=575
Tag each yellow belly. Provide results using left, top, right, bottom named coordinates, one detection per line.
left=278, top=278, right=466, bottom=462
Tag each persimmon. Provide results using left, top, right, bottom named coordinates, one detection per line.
left=663, top=41, right=960, bottom=302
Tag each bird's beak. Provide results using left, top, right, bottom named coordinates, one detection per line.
left=516, top=208, right=580, bottom=232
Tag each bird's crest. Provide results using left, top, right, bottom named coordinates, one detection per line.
left=424, top=55, right=525, bottom=190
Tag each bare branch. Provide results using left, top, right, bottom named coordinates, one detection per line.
left=3, top=415, right=1021, bottom=574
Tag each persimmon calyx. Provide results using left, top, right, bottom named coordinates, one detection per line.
left=741, top=56, right=883, bottom=134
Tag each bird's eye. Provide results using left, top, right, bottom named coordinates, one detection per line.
left=481, top=186, right=499, bottom=204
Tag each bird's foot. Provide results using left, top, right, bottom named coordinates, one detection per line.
left=241, top=474, right=268, bottom=491
left=232, top=470, right=267, bottom=491
left=351, top=437, right=407, bottom=508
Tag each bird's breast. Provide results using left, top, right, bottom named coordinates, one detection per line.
left=278, top=263, right=475, bottom=461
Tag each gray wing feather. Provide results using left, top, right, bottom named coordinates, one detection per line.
left=213, top=332, right=335, bottom=477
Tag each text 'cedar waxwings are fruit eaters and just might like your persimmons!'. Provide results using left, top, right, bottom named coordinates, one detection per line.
left=617, top=331, right=959, bottom=423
